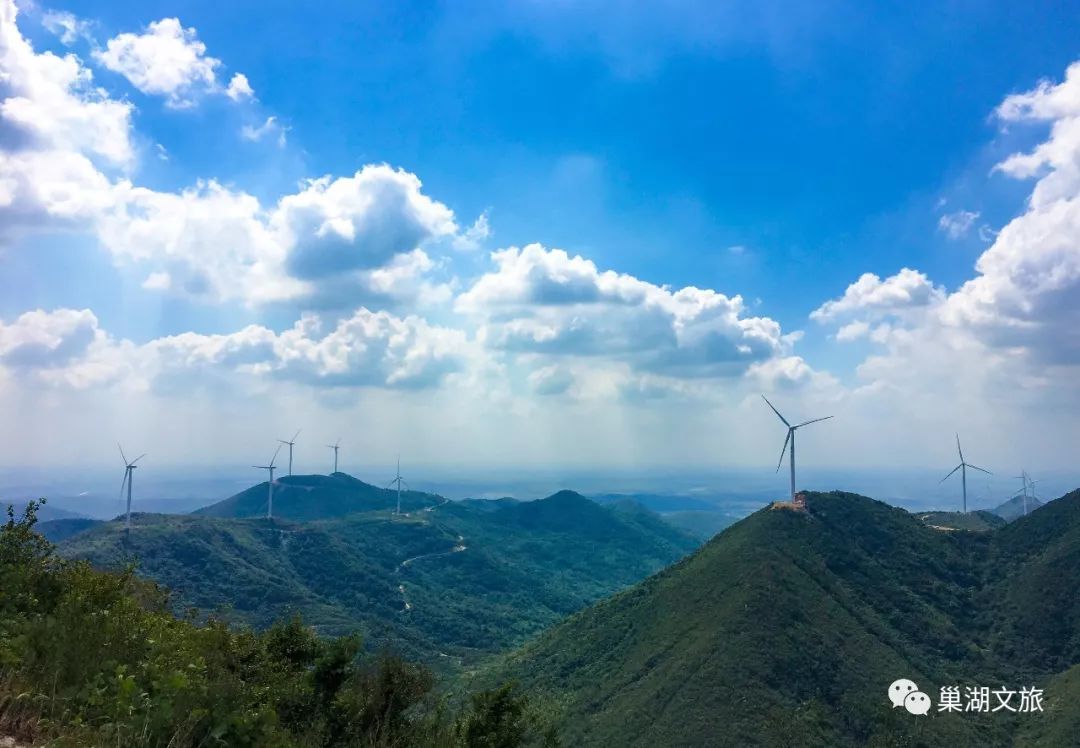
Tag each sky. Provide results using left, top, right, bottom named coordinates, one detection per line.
left=1, top=0, right=1079, bottom=478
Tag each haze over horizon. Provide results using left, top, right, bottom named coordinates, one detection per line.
left=2, top=0, right=1080, bottom=472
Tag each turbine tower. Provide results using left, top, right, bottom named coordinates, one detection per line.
left=277, top=429, right=301, bottom=476
left=327, top=439, right=341, bottom=474
left=254, top=444, right=283, bottom=520
left=387, top=456, right=408, bottom=515
left=1012, top=471, right=1040, bottom=517
left=1013, top=471, right=1030, bottom=517
left=117, top=444, right=146, bottom=531
left=761, top=395, right=833, bottom=501
left=939, top=434, right=991, bottom=513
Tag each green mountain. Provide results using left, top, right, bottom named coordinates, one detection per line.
left=915, top=509, right=1006, bottom=532
left=991, top=493, right=1045, bottom=522
left=473, top=490, right=1080, bottom=746
left=192, top=472, right=441, bottom=520
left=59, top=490, right=699, bottom=667
left=37, top=516, right=103, bottom=542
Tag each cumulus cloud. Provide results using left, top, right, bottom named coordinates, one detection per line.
left=0, top=1, right=133, bottom=166
left=93, top=17, right=250, bottom=108
left=811, top=59, right=1080, bottom=431
left=938, top=209, right=979, bottom=239
left=0, top=308, right=98, bottom=367
left=0, top=7, right=477, bottom=310
left=942, top=61, right=1080, bottom=363
left=225, top=72, right=254, bottom=101
left=458, top=243, right=791, bottom=378
left=0, top=307, right=472, bottom=393
left=810, top=268, right=944, bottom=322
left=276, top=165, right=457, bottom=280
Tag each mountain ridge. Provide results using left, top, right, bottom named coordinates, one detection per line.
left=473, top=489, right=1080, bottom=746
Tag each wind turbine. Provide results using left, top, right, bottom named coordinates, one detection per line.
left=387, top=456, right=408, bottom=515
left=117, top=444, right=146, bottom=531
left=327, top=439, right=341, bottom=474
left=277, top=429, right=300, bottom=476
left=1012, top=471, right=1030, bottom=517
left=939, top=434, right=991, bottom=513
left=761, top=395, right=834, bottom=502
left=1011, top=471, right=1040, bottom=516
left=254, top=443, right=283, bottom=519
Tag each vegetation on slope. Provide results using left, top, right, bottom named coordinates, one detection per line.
left=915, top=510, right=1006, bottom=532
left=58, top=491, right=699, bottom=667
left=0, top=500, right=558, bottom=747
left=476, top=491, right=1080, bottom=746
left=193, top=473, right=440, bottom=521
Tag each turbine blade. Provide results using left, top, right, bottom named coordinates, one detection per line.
left=131, top=453, right=146, bottom=465
left=940, top=464, right=962, bottom=483
left=775, top=430, right=791, bottom=473
left=269, top=443, right=283, bottom=467
left=292, top=429, right=301, bottom=442
left=119, top=469, right=129, bottom=498
left=795, top=415, right=834, bottom=429
left=118, top=443, right=128, bottom=466
left=956, top=433, right=964, bottom=463
left=761, top=395, right=791, bottom=427
left=967, top=463, right=992, bottom=476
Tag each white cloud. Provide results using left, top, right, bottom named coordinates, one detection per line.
left=0, top=7, right=477, bottom=310
left=458, top=243, right=791, bottom=378
left=810, top=268, right=944, bottom=322
left=809, top=59, right=1080, bottom=446
left=941, top=61, right=1080, bottom=364
left=938, top=209, right=979, bottom=239
left=275, top=165, right=458, bottom=281
left=835, top=320, right=870, bottom=342
left=240, top=115, right=285, bottom=146
left=225, top=72, right=254, bottom=101
left=93, top=17, right=249, bottom=108
left=0, top=306, right=474, bottom=394
left=0, top=308, right=98, bottom=367
left=452, top=210, right=492, bottom=251
left=1, top=0, right=133, bottom=166
left=41, top=10, right=92, bottom=46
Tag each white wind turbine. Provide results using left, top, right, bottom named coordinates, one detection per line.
left=117, top=444, right=146, bottom=531
left=277, top=429, right=301, bottom=476
left=327, top=439, right=341, bottom=474
left=254, top=443, right=283, bottom=520
left=761, top=395, right=834, bottom=502
left=1011, top=471, right=1041, bottom=517
left=940, top=434, right=991, bottom=514
left=387, top=456, right=408, bottom=515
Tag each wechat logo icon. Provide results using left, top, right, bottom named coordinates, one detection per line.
left=889, top=679, right=930, bottom=716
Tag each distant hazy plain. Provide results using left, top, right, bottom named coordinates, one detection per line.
left=3, top=464, right=1076, bottom=521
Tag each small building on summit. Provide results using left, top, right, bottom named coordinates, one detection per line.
left=771, top=491, right=808, bottom=512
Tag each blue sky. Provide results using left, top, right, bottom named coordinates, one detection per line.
left=1, top=0, right=1079, bottom=475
